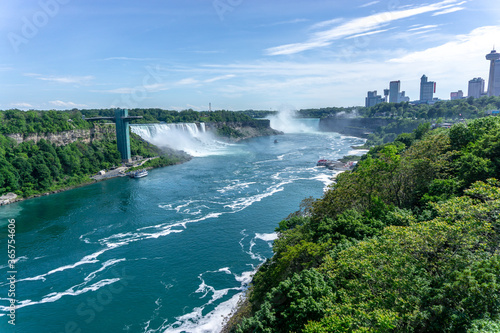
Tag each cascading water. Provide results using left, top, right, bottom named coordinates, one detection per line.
left=131, top=123, right=233, bottom=157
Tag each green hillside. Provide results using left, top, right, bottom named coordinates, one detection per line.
left=231, top=115, right=500, bottom=333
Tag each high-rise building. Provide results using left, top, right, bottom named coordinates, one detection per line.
left=486, top=49, right=500, bottom=97
left=468, top=78, right=485, bottom=98
left=389, top=81, right=401, bottom=103
left=420, top=75, right=436, bottom=103
left=365, top=91, right=384, bottom=107
left=450, top=90, right=464, bottom=100
left=398, top=91, right=410, bottom=102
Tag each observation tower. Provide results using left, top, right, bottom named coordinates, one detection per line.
left=486, top=48, right=500, bottom=97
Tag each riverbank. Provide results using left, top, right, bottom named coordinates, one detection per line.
left=0, top=154, right=189, bottom=207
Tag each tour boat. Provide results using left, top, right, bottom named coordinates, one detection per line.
left=130, top=169, right=148, bottom=178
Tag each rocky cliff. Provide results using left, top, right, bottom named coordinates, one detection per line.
left=205, top=120, right=282, bottom=141
left=319, top=117, right=395, bottom=138
left=4, top=123, right=116, bottom=146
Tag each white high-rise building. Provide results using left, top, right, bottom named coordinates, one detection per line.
left=486, top=49, right=500, bottom=97
left=468, top=78, right=485, bottom=98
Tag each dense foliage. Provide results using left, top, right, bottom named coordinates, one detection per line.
left=0, top=110, right=91, bottom=134
left=0, top=131, right=179, bottom=198
left=0, top=109, right=261, bottom=135
left=234, top=115, right=500, bottom=333
left=80, top=109, right=258, bottom=125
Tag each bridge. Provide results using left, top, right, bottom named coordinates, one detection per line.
left=84, top=109, right=142, bottom=163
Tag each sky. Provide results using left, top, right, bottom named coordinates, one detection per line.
left=1, top=0, right=500, bottom=111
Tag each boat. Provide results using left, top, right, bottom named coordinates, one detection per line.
left=316, top=159, right=332, bottom=167
left=129, top=169, right=148, bottom=178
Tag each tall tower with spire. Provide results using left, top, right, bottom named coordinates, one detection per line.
left=486, top=48, right=500, bottom=97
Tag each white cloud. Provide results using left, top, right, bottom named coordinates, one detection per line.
left=25, top=73, right=94, bottom=85
left=102, top=57, right=157, bottom=61
left=432, top=7, right=465, bottom=16
left=11, top=102, right=33, bottom=109
left=176, top=78, right=199, bottom=85
left=266, top=0, right=465, bottom=55
left=204, top=74, right=236, bottom=83
left=309, top=18, right=344, bottom=31
left=259, top=18, right=309, bottom=27
left=187, top=25, right=500, bottom=107
left=49, top=100, right=88, bottom=108
left=98, top=83, right=169, bottom=94
left=359, top=1, right=380, bottom=8
left=408, top=24, right=440, bottom=31
left=345, top=27, right=394, bottom=40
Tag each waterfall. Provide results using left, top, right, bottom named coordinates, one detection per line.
left=130, top=123, right=232, bottom=157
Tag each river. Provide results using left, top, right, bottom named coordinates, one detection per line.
left=0, top=118, right=365, bottom=333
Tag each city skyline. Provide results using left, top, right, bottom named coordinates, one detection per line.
left=1, top=0, right=500, bottom=111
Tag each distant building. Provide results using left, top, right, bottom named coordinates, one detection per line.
left=420, top=75, right=436, bottom=103
left=486, top=49, right=500, bottom=97
left=398, top=91, right=410, bottom=102
left=468, top=78, right=485, bottom=98
left=389, top=81, right=401, bottom=103
left=450, top=90, right=464, bottom=100
left=365, top=91, right=384, bottom=107
left=388, top=80, right=410, bottom=103
left=383, top=89, right=390, bottom=102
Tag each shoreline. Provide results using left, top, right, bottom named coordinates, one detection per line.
left=0, top=157, right=188, bottom=207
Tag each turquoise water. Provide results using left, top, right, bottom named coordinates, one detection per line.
left=0, top=119, right=365, bottom=332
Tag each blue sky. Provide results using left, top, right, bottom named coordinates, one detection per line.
left=1, top=0, right=499, bottom=111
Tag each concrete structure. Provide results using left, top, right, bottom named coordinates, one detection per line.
left=450, top=90, right=464, bottom=100
left=389, top=81, right=401, bottom=103
left=468, top=78, right=485, bottom=98
left=365, top=91, right=384, bottom=107
left=420, top=75, right=436, bottom=103
left=383, top=89, right=390, bottom=102
left=85, top=109, right=142, bottom=162
left=486, top=49, right=500, bottom=97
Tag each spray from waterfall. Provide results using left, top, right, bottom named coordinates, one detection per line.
left=131, top=123, right=234, bottom=157
left=267, top=106, right=318, bottom=133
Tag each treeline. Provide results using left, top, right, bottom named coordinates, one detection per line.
left=0, top=109, right=260, bottom=135
left=80, top=109, right=257, bottom=124
left=363, top=119, right=429, bottom=146
left=231, top=116, right=500, bottom=332
left=0, top=132, right=179, bottom=198
left=0, top=110, right=91, bottom=134
left=290, top=96, right=500, bottom=120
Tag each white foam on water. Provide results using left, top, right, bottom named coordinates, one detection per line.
left=15, top=248, right=112, bottom=283
left=217, top=181, right=255, bottom=194
left=161, top=292, right=243, bottom=333
left=348, top=149, right=369, bottom=155
left=157, top=265, right=256, bottom=333
left=255, top=232, right=278, bottom=242
left=0, top=278, right=120, bottom=312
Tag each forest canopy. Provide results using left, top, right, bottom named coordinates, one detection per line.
left=232, top=115, right=500, bottom=333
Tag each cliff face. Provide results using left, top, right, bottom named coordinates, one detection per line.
left=5, top=124, right=116, bottom=146
left=319, top=117, right=395, bottom=138
left=205, top=120, right=282, bottom=141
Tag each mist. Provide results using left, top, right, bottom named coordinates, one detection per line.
left=267, top=106, right=318, bottom=133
